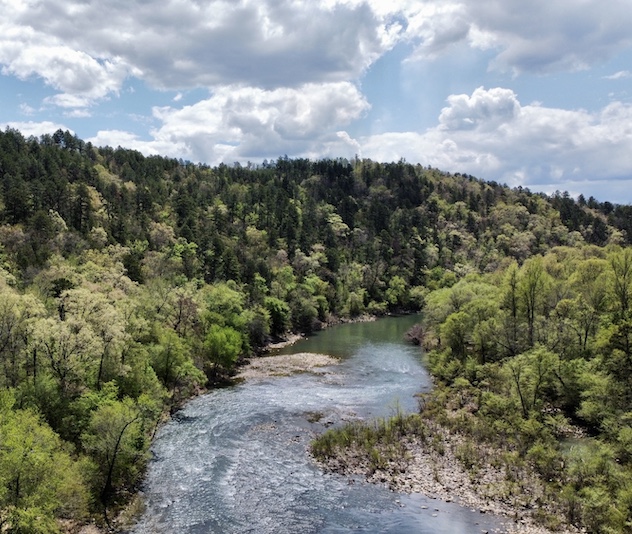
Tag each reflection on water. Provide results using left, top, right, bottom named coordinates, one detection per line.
left=132, top=316, right=505, bottom=533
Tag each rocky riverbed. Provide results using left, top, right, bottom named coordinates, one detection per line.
left=238, top=351, right=580, bottom=534
left=314, top=420, right=581, bottom=534
left=235, top=351, right=339, bottom=380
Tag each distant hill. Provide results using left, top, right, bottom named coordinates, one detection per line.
left=1, top=127, right=629, bottom=287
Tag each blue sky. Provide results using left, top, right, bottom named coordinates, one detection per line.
left=1, top=0, right=632, bottom=203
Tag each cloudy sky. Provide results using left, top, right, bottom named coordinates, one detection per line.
left=2, top=0, right=632, bottom=203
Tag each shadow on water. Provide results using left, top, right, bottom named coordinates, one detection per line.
left=132, top=315, right=508, bottom=533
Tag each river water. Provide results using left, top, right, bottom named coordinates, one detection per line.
left=132, top=315, right=505, bottom=533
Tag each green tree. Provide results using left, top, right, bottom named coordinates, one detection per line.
left=31, top=317, right=103, bottom=399
left=505, top=346, right=560, bottom=419
left=0, top=391, right=89, bottom=533
left=202, top=324, right=242, bottom=377
left=264, top=297, right=290, bottom=337
left=441, top=311, right=470, bottom=361
left=519, top=257, right=549, bottom=348
left=150, top=329, right=205, bottom=405
left=81, top=397, right=152, bottom=522
left=609, top=248, right=632, bottom=320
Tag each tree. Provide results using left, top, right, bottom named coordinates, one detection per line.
left=58, top=288, right=128, bottom=388
left=81, top=397, right=152, bottom=523
left=519, top=257, right=549, bottom=348
left=150, top=329, right=204, bottom=405
left=505, top=347, right=559, bottom=419
left=0, top=290, right=45, bottom=388
left=385, top=275, right=409, bottom=310
left=441, top=311, right=470, bottom=361
left=202, top=324, right=242, bottom=377
left=31, top=317, right=103, bottom=399
left=264, top=297, right=290, bottom=337
left=609, top=249, right=632, bottom=320
left=500, top=261, right=521, bottom=356
left=0, top=391, right=89, bottom=533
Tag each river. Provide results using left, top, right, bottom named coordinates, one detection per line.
left=131, top=315, right=505, bottom=533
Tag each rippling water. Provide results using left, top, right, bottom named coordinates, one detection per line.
left=132, top=316, right=505, bottom=533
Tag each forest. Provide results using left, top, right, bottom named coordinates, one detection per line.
left=0, top=126, right=631, bottom=532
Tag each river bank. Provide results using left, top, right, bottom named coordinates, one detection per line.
left=312, top=413, right=581, bottom=534
left=235, top=351, right=339, bottom=380
left=244, top=329, right=580, bottom=533
left=234, top=349, right=579, bottom=534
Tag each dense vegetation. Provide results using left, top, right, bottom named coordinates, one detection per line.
left=0, top=126, right=630, bottom=531
left=416, top=247, right=632, bottom=532
left=312, top=249, right=632, bottom=530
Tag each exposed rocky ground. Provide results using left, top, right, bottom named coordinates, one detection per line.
left=314, top=421, right=582, bottom=534
left=235, top=351, right=339, bottom=380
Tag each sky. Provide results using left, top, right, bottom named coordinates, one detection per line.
left=1, top=0, right=632, bottom=204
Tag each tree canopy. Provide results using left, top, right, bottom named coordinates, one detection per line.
left=0, top=126, right=631, bottom=531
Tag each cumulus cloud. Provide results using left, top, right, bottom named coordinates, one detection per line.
left=88, top=82, right=369, bottom=164
left=438, top=87, right=520, bottom=131
left=403, top=3, right=471, bottom=58
left=1, top=120, right=71, bottom=138
left=474, top=0, right=632, bottom=73
left=359, top=87, right=632, bottom=200
left=2, top=0, right=631, bottom=112
left=399, top=0, right=632, bottom=74
left=0, top=0, right=132, bottom=107
left=1, top=0, right=392, bottom=107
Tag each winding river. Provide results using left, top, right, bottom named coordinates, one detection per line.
left=132, top=315, right=505, bottom=533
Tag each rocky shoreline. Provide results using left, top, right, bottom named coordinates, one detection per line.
left=236, top=349, right=579, bottom=534
left=314, top=418, right=581, bottom=534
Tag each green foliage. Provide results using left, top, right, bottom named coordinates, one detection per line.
left=0, top=391, right=89, bottom=532
left=202, top=324, right=242, bottom=376
left=264, top=297, right=291, bottom=337
left=2, top=128, right=632, bottom=530
left=310, top=409, right=427, bottom=472
left=81, top=396, right=152, bottom=511
left=418, top=247, right=632, bottom=532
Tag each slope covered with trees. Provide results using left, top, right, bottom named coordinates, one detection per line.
left=415, top=247, right=632, bottom=531
left=0, top=127, right=630, bottom=531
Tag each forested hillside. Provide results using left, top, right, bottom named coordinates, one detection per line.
left=0, top=127, right=630, bottom=531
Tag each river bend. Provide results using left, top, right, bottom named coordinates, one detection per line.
left=132, top=316, right=504, bottom=533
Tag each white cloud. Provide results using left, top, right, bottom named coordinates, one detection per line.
left=2, top=0, right=631, bottom=112
left=438, top=87, right=520, bottom=131
left=1, top=120, right=71, bottom=138
left=87, top=129, right=173, bottom=155
left=403, top=3, right=471, bottom=58
left=1, top=0, right=392, bottom=103
left=359, top=87, right=632, bottom=200
left=474, top=0, right=632, bottom=74
left=0, top=23, right=131, bottom=107
left=19, top=103, right=35, bottom=115
left=88, top=82, right=369, bottom=164
left=604, top=70, right=632, bottom=80
left=398, top=0, right=632, bottom=74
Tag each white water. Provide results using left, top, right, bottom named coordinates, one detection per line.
left=132, top=316, right=505, bottom=533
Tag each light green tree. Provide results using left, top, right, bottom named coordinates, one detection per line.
left=0, top=391, right=89, bottom=533
left=202, top=324, right=242, bottom=377
left=81, top=396, right=153, bottom=523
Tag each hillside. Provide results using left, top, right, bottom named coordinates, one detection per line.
left=0, top=127, right=631, bottom=532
